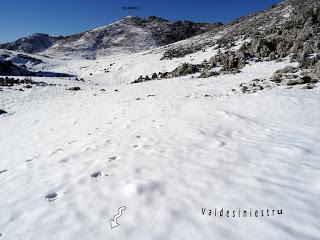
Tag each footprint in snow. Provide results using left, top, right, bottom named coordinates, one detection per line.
left=45, top=192, right=58, bottom=202
left=143, top=145, right=151, bottom=149
left=133, top=145, right=140, bottom=149
left=26, top=154, right=40, bottom=162
left=83, top=147, right=91, bottom=152
left=60, top=158, right=69, bottom=163
left=218, top=141, right=226, bottom=147
left=49, top=148, right=64, bottom=156
left=31, top=120, right=39, bottom=125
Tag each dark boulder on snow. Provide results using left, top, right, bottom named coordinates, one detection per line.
left=67, top=87, right=81, bottom=91
left=45, top=192, right=58, bottom=201
left=144, top=75, right=151, bottom=81
left=91, top=171, right=102, bottom=178
left=286, top=76, right=317, bottom=85
left=169, top=63, right=200, bottom=77
left=151, top=73, right=158, bottom=79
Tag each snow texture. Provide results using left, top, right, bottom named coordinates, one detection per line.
left=0, top=49, right=319, bottom=239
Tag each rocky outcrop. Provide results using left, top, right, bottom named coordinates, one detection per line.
left=237, top=65, right=318, bottom=94
left=132, top=63, right=202, bottom=83
left=0, top=76, right=55, bottom=87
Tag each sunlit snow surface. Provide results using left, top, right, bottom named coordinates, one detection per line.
left=0, top=50, right=320, bottom=240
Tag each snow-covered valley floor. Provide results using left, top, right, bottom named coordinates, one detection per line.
left=0, top=59, right=320, bottom=239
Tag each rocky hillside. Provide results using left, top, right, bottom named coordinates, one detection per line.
left=162, top=0, right=319, bottom=60
left=0, top=16, right=221, bottom=59
left=156, top=0, right=319, bottom=84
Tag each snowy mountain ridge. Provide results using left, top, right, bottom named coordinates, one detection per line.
left=0, top=16, right=221, bottom=59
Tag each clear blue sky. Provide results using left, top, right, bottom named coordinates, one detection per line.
left=0, top=0, right=282, bottom=43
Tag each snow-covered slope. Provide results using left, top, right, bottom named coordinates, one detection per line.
left=0, top=57, right=319, bottom=239
left=0, top=0, right=320, bottom=239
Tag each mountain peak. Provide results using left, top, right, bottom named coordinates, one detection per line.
left=30, top=33, right=49, bottom=37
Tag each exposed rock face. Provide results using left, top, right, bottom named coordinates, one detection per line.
left=0, top=17, right=221, bottom=58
